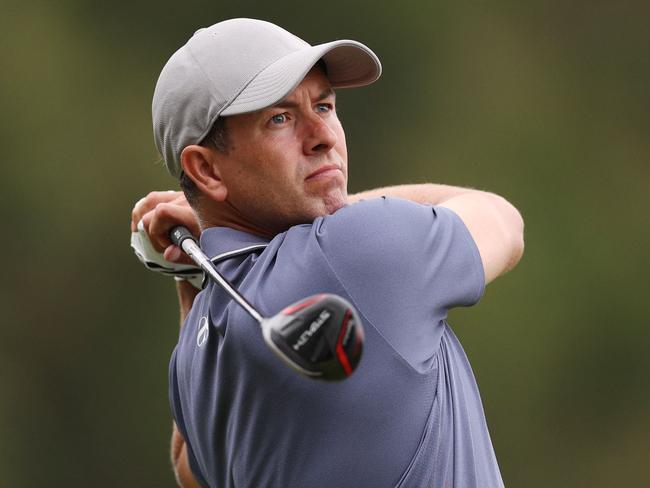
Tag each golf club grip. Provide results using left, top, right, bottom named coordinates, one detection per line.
left=170, top=226, right=195, bottom=248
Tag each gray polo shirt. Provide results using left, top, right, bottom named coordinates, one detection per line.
left=169, top=197, right=504, bottom=487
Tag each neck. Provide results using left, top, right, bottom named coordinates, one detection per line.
left=196, top=199, right=281, bottom=239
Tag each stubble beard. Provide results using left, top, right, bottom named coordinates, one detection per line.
left=321, top=188, right=348, bottom=216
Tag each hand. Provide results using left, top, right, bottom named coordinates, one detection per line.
left=130, top=190, right=204, bottom=289
left=130, top=191, right=200, bottom=265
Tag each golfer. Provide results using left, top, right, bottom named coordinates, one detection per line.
left=131, top=18, right=524, bottom=488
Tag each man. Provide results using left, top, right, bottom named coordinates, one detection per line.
left=131, top=18, right=524, bottom=488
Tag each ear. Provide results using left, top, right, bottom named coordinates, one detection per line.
left=180, top=145, right=228, bottom=202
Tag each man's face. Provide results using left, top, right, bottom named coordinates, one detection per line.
left=214, top=68, right=348, bottom=234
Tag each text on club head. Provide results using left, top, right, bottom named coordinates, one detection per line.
left=292, top=310, right=331, bottom=351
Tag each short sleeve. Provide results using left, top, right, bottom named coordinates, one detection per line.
left=315, top=196, right=485, bottom=329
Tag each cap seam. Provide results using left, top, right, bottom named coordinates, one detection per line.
left=219, top=45, right=306, bottom=114
left=184, top=44, right=227, bottom=111
left=177, top=44, right=231, bottom=157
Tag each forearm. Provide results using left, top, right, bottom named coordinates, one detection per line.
left=348, top=183, right=481, bottom=206
left=171, top=423, right=202, bottom=488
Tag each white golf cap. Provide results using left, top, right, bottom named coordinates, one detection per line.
left=152, top=18, right=382, bottom=177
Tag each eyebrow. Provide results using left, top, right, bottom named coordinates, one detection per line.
left=271, top=88, right=336, bottom=109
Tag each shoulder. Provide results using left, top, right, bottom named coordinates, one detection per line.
left=306, top=196, right=484, bottom=310
left=312, top=196, right=466, bottom=255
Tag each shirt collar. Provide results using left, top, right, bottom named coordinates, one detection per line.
left=199, top=226, right=270, bottom=263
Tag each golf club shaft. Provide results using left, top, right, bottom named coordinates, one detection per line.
left=170, top=226, right=264, bottom=324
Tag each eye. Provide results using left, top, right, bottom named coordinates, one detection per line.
left=316, top=103, right=333, bottom=113
left=270, top=113, right=288, bottom=124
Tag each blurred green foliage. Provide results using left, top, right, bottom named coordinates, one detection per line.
left=1, top=0, right=648, bottom=486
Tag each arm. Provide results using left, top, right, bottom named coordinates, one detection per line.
left=171, top=423, right=202, bottom=488
left=349, top=183, right=473, bottom=205
left=349, top=184, right=524, bottom=285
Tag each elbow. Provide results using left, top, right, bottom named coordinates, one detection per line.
left=505, top=200, right=525, bottom=271
left=508, top=220, right=525, bottom=271
left=488, top=192, right=525, bottom=271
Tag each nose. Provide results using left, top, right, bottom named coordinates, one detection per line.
left=302, top=113, right=338, bottom=156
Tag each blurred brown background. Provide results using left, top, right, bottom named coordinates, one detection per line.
left=1, top=0, right=648, bottom=486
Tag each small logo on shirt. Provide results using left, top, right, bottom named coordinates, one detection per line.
left=197, top=316, right=209, bottom=348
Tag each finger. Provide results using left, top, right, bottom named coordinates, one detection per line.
left=147, top=202, right=200, bottom=252
left=131, top=190, right=182, bottom=231
left=165, top=197, right=200, bottom=236
left=163, top=245, right=196, bottom=266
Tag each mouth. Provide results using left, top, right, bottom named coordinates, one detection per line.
left=305, top=164, right=342, bottom=181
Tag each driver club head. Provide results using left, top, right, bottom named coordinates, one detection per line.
left=261, top=294, right=364, bottom=381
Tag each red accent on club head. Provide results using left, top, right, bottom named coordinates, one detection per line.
left=281, top=294, right=327, bottom=315
left=335, top=310, right=353, bottom=376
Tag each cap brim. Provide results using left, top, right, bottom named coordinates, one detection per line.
left=220, top=40, right=381, bottom=116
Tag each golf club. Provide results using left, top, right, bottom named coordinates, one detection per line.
left=170, top=226, right=364, bottom=381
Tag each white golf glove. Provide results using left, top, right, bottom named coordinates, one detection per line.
left=130, top=219, right=204, bottom=289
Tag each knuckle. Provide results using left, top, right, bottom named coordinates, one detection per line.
left=145, top=191, right=165, bottom=205
left=154, top=202, right=173, bottom=218
left=131, top=203, right=145, bottom=225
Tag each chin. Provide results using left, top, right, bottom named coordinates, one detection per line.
left=288, top=191, right=347, bottom=226
left=321, top=194, right=347, bottom=216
